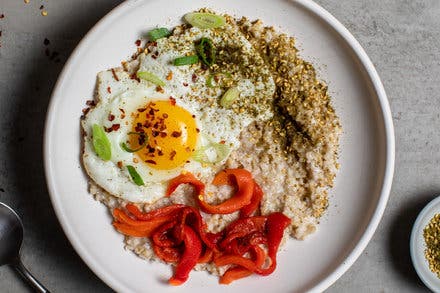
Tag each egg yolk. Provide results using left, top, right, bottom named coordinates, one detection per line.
left=129, top=99, right=198, bottom=170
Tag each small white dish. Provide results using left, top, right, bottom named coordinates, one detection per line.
left=411, top=196, right=440, bottom=292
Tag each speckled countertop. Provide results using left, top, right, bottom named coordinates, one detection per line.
left=0, top=0, right=437, bottom=292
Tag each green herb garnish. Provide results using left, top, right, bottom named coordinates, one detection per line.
left=136, top=71, right=165, bottom=86
left=195, top=37, right=216, bottom=67
left=92, top=124, right=112, bottom=161
left=173, top=55, right=199, bottom=66
left=220, top=87, right=240, bottom=108
left=127, top=165, right=144, bottom=186
left=184, top=12, right=226, bottom=29
left=120, top=132, right=148, bottom=153
left=193, top=142, right=230, bottom=164
left=148, top=28, right=171, bottom=41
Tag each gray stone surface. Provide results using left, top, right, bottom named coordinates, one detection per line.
left=0, top=0, right=436, bottom=292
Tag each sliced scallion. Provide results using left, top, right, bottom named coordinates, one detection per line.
left=137, top=71, right=165, bottom=86
left=127, top=165, right=144, bottom=186
left=195, top=37, right=216, bottom=67
left=173, top=55, right=199, bottom=66
left=92, top=124, right=112, bottom=161
left=148, top=28, right=171, bottom=41
left=193, top=142, right=230, bottom=164
left=220, top=87, right=240, bottom=108
left=120, top=132, right=148, bottom=153
left=184, top=12, right=226, bottom=29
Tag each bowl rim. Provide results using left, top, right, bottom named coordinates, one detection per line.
left=43, top=0, right=395, bottom=292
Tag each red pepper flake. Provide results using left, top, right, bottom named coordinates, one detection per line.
left=137, top=108, right=146, bottom=112
left=107, top=86, right=112, bottom=94
left=192, top=74, right=198, bottom=83
left=105, top=124, right=121, bottom=132
left=111, top=68, right=120, bottom=81
left=185, top=147, right=191, bottom=152
left=135, top=123, right=144, bottom=133
left=152, top=54, right=158, bottom=60
left=43, top=38, right=50, bottom=46
left=220, top=140, right=226, bottom=144
left=196, top=128, right=200, bottom=133
left=129, top=73, right=140, bottom=82
left=0, top=14, right=4, bottom=19
left=39, top=5, right=44, bottom=9
left=192, top=115, right=196, bottom=118
left=117, top=161, right=123, bottom=168
left=171, top=131, right=181, bottom=138
left=156, top=86, right=164, bottom=93
left=86, top=100, right=96, bottom=106
left=82, top=108, right=90, bottom=115
left=119, top=108, right=125, bottom=113
left=108, top=114, right=115, bottom=121
left=146, top=160, right=157, bottom=165
left=147, top=145, right=155, bottom=153
left=135, top=39, right=141, bottom=46
left=183, top=82, right=188, bottom=87
left=158, top=150, right=164, bottom=156
left=160, top=132, right=167, bottom=138
left=169, top=97, right=176, bottom=106
left=169, top=150, right=177, bottom=160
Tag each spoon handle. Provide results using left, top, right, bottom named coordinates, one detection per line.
left=13, top=258, right=50, bottom=293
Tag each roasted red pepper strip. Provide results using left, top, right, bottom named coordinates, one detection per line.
left=219, top=245, right=266, bottom=284
left=198, top=169, right=255, bottom=214
left=153, top=245, right=181, bottom=263
left=240, top=183, right=263, bottom=218
left=113, top=208, right=174, bottom=237
left=219, top=216, right=267, bottom=252
left=214, top=254, right=259, bottom=273
left=166, top=173, right=205, bottom=197
left=215, top=212, right=291, bottom=276
left=169, top=225, right=202, bottom=286
left=198, top=247, right=214, bottom=263
left=261, top=212, right=291, bottom=275
left=126, top=203, right=185, bottom=221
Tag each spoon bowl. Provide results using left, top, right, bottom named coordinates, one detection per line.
left=0, top=202, right=23, bottom=265
left=0, top=202, right=50, bottom=292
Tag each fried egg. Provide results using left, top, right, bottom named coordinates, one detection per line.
left=82, top=24, right=275, bottom=203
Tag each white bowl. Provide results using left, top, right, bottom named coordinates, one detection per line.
left=43, top=0, right=395, bottom=292
left=411, top=196, right=440, bottom=292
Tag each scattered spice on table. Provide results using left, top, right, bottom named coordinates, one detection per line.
left=0, top=14, right=4, bottom=19
left=423, top=213, right=440, bottom=278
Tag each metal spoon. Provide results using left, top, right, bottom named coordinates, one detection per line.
left=0, top=202, right=50, bottom=292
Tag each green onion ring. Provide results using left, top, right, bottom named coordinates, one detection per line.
left=148, top=28, right=171, bottom=41
left=120, top=132, right=148, bottom=153
left=127, top=165, right=144, bottom=186
left=173, top=55, right=199, bottom=66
